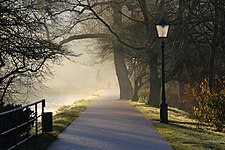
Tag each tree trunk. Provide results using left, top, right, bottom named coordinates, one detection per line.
left=147, top=55, right=160, bottom=107
left=137, top=0, right=161, bottom=106
left=208, top=45, right=216, bottom=90
left=178, top=82, right=186, bottom=109
left=208, top=1, right=220, bottom=91
left=114, top=49, right=132, bottom=100
left=132, top=78, right=139, bottom=101
left=111, top=3, right=132, bottom=99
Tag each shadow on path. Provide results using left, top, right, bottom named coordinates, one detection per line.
left=48, top=90, right=173, bottom=150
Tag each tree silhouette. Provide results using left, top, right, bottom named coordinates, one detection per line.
left=0, top=0, right=77, bottom=103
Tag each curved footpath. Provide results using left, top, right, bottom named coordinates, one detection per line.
left=47, top=90, right=173, bottom=150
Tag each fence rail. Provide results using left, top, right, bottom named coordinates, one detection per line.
left=0, top=99, right=46, bottom=150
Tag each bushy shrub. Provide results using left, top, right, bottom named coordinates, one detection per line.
left=193, top=79, right=225, bottom=131
left=179, top=83, right=198, bottom=114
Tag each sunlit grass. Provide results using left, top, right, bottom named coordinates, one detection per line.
left=129, top=101, right=225, bottom=150
left=23, top=99, right=91, bottom=150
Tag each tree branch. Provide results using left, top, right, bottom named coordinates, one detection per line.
left=59, top=33, right=109, bottom=45
left=77, top=3, right=146, bottom=50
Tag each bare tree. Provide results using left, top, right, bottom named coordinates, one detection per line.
left=168, top=0, right=225, bottom=89
left=40, top=0, right=225, bottom=103
left=0, top=0, right=77, bottom=103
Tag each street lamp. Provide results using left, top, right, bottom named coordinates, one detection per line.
left=156, top=19, right=170, bottom=123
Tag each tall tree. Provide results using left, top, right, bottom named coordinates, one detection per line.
left=111, top=2, right=133, bottom=99
left=0, top=0, right=76, bottom=103
left=48, top=0, right=135, bottom=100
left=169, top=0, right=225, bottom=89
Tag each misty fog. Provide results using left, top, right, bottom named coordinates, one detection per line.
left=32, top=39, right=118, bottom=113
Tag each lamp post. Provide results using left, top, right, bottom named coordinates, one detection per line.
left=156, top=19, right=170, bottom=123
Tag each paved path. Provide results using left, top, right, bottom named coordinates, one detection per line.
left=47, top=90, right=173, bottom=150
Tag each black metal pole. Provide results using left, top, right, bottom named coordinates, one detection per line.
left=160, top=38, right=168, bottom=123
left=0, top=115, right=2, bottom=149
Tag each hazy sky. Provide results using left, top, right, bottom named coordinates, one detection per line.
left=43, top=39, right=118, bottom=95
left=31, top=39, right=118, bottom=112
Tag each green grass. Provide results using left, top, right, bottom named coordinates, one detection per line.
left=23, top=99, right=91, bottom=150
left=129, top=101, right=225, bottom=150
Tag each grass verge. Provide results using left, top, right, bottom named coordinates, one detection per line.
left=23, top=99, right=91, bottom=150
left=128, top=101, right=225, bottom=150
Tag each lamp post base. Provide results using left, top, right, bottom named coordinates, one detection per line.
left=160, top=102, right=168, bottom=123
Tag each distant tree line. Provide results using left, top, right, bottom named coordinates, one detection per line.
left=46, top=0, right=224, bottom=102
left=41, top=0, right=224, bottom=130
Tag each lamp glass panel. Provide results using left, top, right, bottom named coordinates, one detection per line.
left=156, top=25, right=169, bottom=38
